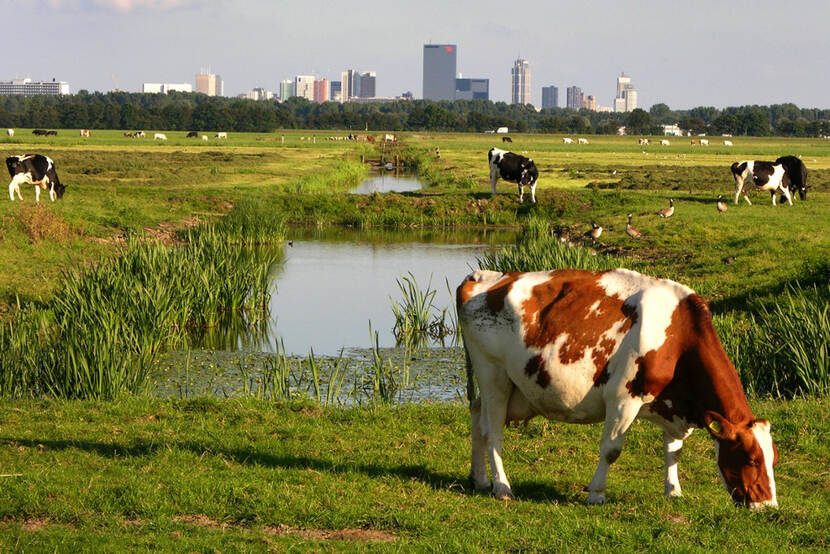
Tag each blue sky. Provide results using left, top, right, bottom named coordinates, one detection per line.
left=3, top=0, right=829, bottom=109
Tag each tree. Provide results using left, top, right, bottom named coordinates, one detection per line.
left=625, top=109, right=653, bottom=135
left=649, top=103, right=672, bottom=124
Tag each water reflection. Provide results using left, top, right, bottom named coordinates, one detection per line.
left=350, top=173, right=424, bottom=194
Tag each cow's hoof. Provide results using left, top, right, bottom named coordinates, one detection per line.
left=492, top=484, right=515, bottom=501
left=586, top=492, right=606, bottom=505
left=470, top=475, right=491, bottom=492
left=665, top=487, right=683, bottom=498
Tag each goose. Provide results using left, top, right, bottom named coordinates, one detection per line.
left=716, top=195, right=728, bottom=213
left=625, top=214, right=642, bottom=239
left=656, top=198, right=674, bottom=218
left=584, top=222, right=603, bottom=241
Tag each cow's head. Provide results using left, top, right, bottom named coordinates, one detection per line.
left=797, top=185, right=809, bottom=201
left=51, top=181, right=66, bottom=199
left=704, top=411, right=778, bottom=509
left=520, top=160, right=538, bottom=185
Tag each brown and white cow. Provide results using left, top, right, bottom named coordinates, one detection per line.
left=457, top=268, right=778, bottom=509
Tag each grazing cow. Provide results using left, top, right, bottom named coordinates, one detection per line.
left=6, top=129, right=14, bottom=137
left=488, top=147, right=539, bottom=203
left=45, top=130, right=57, bottom=136
left=562, top=138, right=574, bottom=144
left=80, top=129, right=90, bottom=137
left=154, top=133, right=167, bottom=141
left=775, top=155, right=808, bottom=201
left=32, top=129, right=47, bottom=136
left=502, top=136, right=513, bottom=143
left=700, top=139, right=709, bottom=146
left=578, top=138, right=589, bottom=145
left=730, top=160, right=756, bottom=204
left=124, top=132, right=134, bottom=138
left=186, top=131, right=199, bottom=138
left=723, top=140, right=733, bottom=146
left=752, top=161, right=793, bottom=206
left=660, top=139, right=670, bottom=146
left=457, top=268, right=778, bottom=509
left=638, top=138, right=650, bottom=145
left=201, top=135, right=208, bottom=141
left=384, top=134, right=396, bottom=142
left=134, top=131, right=146, bottom=138
left=215, top=132, right=228, bottom=139
left=6, top=154, right=66, bottom=202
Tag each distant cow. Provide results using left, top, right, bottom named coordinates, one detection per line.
left=562, top=138, right=574, bottom=144
left=80, top=129, right=90, bottom=137
left=201, top=135, right=208, bottom=141
left=723, top=140, right=733, bottom=146
left=488, top=147, right=539, bottom=203
left=502, top=136, right=513, bottom=143
left=32, top=129, right=48, bottom=136
left=45, top=130, right=57, bottom=136
left=578, top=138, right=589, bottom=144
left=215, top=132, right=228, bottom=139
left=124, top=132, right=134, bottom=138
left=154, top=133, right=167, bottom=141
left=186, top=131, right=199, bottom=138
left=384, top=134, right=396, bottom=142
left=660, top=139, right=670, bottom=146
left=638, top=138, right=650, bottom=145
left=134, top=131, right=146, bottom=138
left=6, top=129, right=14, bottom=137
left=6, top=154, right=66, bottom=202
left=700, top=139, right=709, bottom=146
left=458, top=268, right=778, bottom=509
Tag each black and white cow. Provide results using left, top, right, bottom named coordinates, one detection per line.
left=730, top=157, right=808, bottom=205
left=751, top=161, right=793, bottom=206
left=6, top=154, right=66, bottom=202
left=488, top=147, right=539, bottom=203
left=775, top=156, right=808, bottom=201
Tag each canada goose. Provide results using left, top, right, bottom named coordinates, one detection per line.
left=584, top=222, right=603, bottom=241
left=625, top=214, right=642, bottom=239
left=716, top=195, right=728, bottom=213
left=656, top=198, right=674, bottom=218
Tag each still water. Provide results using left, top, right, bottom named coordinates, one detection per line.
left=349, top=173, right=424, bottom=194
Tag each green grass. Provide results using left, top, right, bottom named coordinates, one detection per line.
left=0, top=398, right=826, bottom=551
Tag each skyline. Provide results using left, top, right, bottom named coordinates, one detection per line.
left=4, top=0, right=830, bottom=109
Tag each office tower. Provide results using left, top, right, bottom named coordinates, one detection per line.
left=313, top=78, right=329, bottom=103
left=541, top=85, right=558, bottom=109
left=455, top=78, right=489, bottom=100
left=340, top=69, right=361, bottom=100
left=511, top=58, right=530, bottom=105
left=294, top=75, right=315, bottom=101
left=330, top=80, right=342, bottom=102
left=614, top=72, right=637, bottom=112
left=423, top=44, right=456, bottom=101
left=566, top=86, right=582, bottom=110
left=359, top=72, right=376, bottom=98
left=279, top=79, right=294, bottom=100
left=195, top=71, right=223, bottom=96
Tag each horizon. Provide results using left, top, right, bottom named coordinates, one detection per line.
left=3, top=0, right=830, bottom=110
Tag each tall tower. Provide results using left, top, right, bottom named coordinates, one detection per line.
left=615, top=72, right=637, bottom=112
left=195, top=69, right=222, bottom=96
left=511, top=58, right=531, bottom=105
left=423, top=44, right=457, bottom=101
left=566, top=86, right=582, bottom=110
left=542, top=85, right=558, bottom=109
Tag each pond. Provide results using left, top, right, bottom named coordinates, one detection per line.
left=349, top=172, right=425, bottom=194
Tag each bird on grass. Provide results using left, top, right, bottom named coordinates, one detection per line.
left=716, top=195, right=728, bottom=213
left=656, top=198, right=675, bottom=218
left=625, top=214, right=643, bottom=239
left=584, top=222, right=603, bottom=242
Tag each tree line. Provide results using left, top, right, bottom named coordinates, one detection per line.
left=1, top=90, right=829, bottom=137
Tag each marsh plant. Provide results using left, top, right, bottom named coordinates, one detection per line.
left=390, top=272, right=456, bottom=348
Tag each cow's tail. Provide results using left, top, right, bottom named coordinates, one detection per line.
left=464, top=342, right=476, bottom=407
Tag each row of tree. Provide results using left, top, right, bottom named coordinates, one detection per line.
left=1, top=91, right=829, bottom=137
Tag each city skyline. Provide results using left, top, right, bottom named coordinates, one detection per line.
left=5, top=1, right=830, bottom=109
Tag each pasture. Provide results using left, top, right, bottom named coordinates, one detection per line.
left=0, top=129, right=828, bottom=550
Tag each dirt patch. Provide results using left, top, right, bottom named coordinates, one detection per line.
left=1, top=517, right=72, bottom=531
left=172, top=514, right=227, bottom=528
left=263, top=524, right=396, bottom=543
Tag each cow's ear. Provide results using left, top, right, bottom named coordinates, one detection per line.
left=704, top=411, right=736, bottom=440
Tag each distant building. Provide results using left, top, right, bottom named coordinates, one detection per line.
left=313, top=78, right=329, bottom=103
left=358, top=72, right=376, bottom=98
left=614, top=72, right=637, bottom=112
left=195, top=72, right=223, bottom=96
left=340, top=69, right=361, bottom=101
left=583, top=94, right=597, bottom=111
left=279, top=79, right=294, bottom=100
left=662, top=124, right=684, bottom=136
left=247, top=87, right=273, bottom=101
left=294, top=75, right=315, bottom=101
left=347, top=96, right=412, bottom=104
left=330, top=80, right=342, bottom=102
left=142, top=82, right=193, bottom=94
left=0, top=78, right=69, bottom=96
left=566, top=86, right=582, bottom=110
left=541, top=85, right=558, bottom=109
left=511, top=59, right=531, bottom=105
left=423, top=44, right=457, bottom=101
left=455, top=78, right=489, bottom=100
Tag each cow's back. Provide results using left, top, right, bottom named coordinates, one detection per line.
left=458, top=269, right=694, bottom=422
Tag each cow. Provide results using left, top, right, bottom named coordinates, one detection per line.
left=215, top=132, right=228, bottom=139
left=457, top=268, right=778, bottom=509
left=6, top=154, right=66, bottom=202
left=502, top=136, right=513, bottom=143
left=730, top=161, right=756, bottom=204
left=134, top=131, right=146, bottom=138
left=45, top=130, right=57, bottom=136
left=124, top=132, right=134, bottom=138
left=775, top=155, right=808, bottom=201
left=384, top=134, right=396, bottom=142
left=751, top=161, right=793, bottom=206
left=201, top=135, right=209, bottom=141
left=154, top=133, right=167, bottom=141
left=700, top=139, right=709, bottom=146
left=186, top=131, right=199, bottom=138
left=562, top=138, right=574, bottom=144
left=578, top=138, right=589, bottom=145
left=6, top=129, right=13, bottom=137
left=723, top=140, right=733, bottom=146
left=638, top=138, right=650, bottom=145
left=660, top=139, right=670, bottom=146
left=79, top=129, right=90, bottom=137
left=488, top=147, right=539, bottom=203
left=32, top=129, right=48, bottom=136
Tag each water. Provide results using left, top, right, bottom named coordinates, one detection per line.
left=350, top=172, right=424, bottom=194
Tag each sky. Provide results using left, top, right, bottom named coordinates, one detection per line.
left=3, top=0, right=830, bottom=109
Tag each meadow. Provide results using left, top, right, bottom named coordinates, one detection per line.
left=0, top=129, right=827, bottom=550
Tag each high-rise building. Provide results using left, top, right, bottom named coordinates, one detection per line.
left=511, top=58, right=531, bottom=105
left=584, top=94, right=597, bottom=111
left=455, top=78, right=489, bottom=100
left=358, top=72, right=376, bottom=98
left=294, top=75, right=315, bottom=101
left=279, top=79, right=294, bottom=100
left=614, top=72, right=637, bottom=112
left=247, top=87, right=273, bottom=101
left=541, top=85, right=558, bottom=109
left=566, top=86, right=582, bottom=110
left=340, top=69, right=361, bottom=101
left=195, top=71, right=223, bottom=96
left=329, top=81, right=342, bottom=102
left=313, top=78, right=329, bottom=103
left=143, top=83, right=193, bottom=93
left=423, top=44, right=456, bottom=101
left=0, top=78, right=69, bottom=96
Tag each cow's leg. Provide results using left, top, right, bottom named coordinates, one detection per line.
left=477, top=370, right=514, bottom=500
left=9, top=174, right=26, bottom=201
left=35, top=185, right=41, bottom=203
left=530, top=180, right=537, bottom=203
left=586, top=400, right=641, bottom=504
left=469, top=397, right=490, bottom=491
left=663, top=432, right=685, bottom=497
left=733, top=178, right=743, bottom=204
left=770, top=190, right=776, bottom=206
left=782, top=187, right=793, bottom=206
left=517, top=183, right=524, bottom=203
left=489, top=166, right=499, bottom=196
